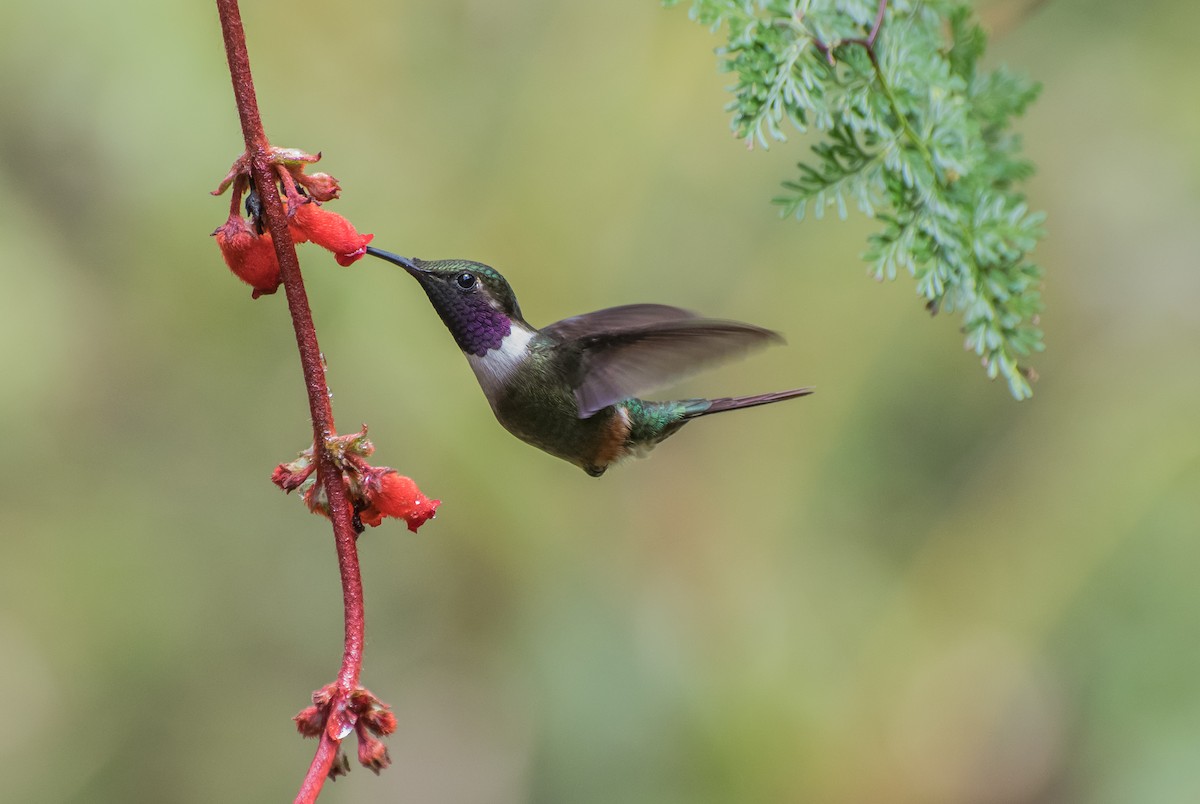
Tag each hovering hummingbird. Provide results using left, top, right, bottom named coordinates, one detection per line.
left=367, top=247, right=811, bottom=476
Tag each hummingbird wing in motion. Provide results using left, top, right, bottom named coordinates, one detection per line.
left=539, top=303, right=699, bottom=340
left=542, top=310, right=785, bottom=418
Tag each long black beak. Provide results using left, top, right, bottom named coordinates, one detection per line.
left=365, top=246, right=426, bottom=276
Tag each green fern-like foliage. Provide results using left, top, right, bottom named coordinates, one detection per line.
left=666, top=0, right=1045, bottom=398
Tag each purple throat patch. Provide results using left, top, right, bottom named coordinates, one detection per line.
left=451, top=296, right=511, bottom=356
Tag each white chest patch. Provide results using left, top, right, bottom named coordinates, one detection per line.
left=465, top=325, right=535, bottom=402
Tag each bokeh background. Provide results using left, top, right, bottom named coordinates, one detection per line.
left=2, top=1, right=1198, bottom=801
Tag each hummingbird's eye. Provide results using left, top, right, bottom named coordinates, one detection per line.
left=455, top=272, right=477, bottom=290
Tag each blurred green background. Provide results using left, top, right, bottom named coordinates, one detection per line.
left=2, top=1, right=1198, bottom=801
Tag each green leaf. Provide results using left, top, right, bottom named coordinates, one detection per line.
left=667, top=0, right=1045, bottom=398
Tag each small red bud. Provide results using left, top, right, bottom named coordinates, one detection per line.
left=295, top=171, right=342, bottom=202
left=294, top=705, right=327, bottom=738
left=312, top=684, right=337, bottom=707
left=361, top=706, right=398, bottom=737
left=271, top=458, right=314, bottom=492
left=356, top=732, right=391, bottom=775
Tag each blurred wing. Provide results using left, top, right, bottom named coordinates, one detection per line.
left=567, top=318, right=784, bottom=417
left=541, top=304, right=698, bottom=341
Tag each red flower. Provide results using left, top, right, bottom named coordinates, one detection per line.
left=212, top=215, right=282, bottom=298
left=212, top=148, right=372, bottom=294
left=288, top=201, right=374, bottom=266
left=359, top=469, right=440, bottom=532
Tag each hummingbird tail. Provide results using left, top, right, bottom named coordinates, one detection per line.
left=684, top=387, right=814, bottom=419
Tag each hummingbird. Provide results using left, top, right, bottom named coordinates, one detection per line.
left=367, top=247, right=812, bottom=476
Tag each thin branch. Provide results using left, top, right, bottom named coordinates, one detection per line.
left=814, top=0, right=887, bottom=64
left=866, top=0, right=887, bottom=46
left=214, top=1, right=367, bottom=800
left=807, top=3, right=934, bottom=167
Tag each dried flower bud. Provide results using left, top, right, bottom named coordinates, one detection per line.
left=294, top=704, right=327, bottom=738
left=356, top=731, right=391, bottom=775
left=328, top=751, right=351, bottom=780
left=271, top=455, right=314, bottom=492
left=295, top=171, right=341, bottom=202
left=360, top=706, right=397, bottom=737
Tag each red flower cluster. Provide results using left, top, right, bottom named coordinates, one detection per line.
left=211, top=147, right=373, bottom=298
left=271, top=427, right=440, bottom=534
left=295, top=684, right=398, bottom=776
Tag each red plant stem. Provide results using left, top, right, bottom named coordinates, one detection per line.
left=294, top=737, right=342, bottom=803
left=215, top=1, right=365, bottom=800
